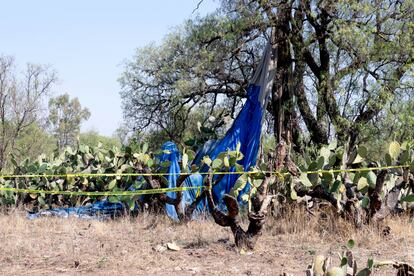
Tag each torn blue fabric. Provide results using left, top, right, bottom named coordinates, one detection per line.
left=27, top=200, right=124, bottom=220
left=161, top=42, right=277, bottom=217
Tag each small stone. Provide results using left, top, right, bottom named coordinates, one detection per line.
left=166, top=242, right=181, bottom=251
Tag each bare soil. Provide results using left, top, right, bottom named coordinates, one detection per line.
left=0, top=208, right=413, bottom=275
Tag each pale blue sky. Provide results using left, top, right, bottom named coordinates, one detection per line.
left=0, top=0, right=219, bottom=136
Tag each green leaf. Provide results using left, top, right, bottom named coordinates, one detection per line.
left=108, top=196, right=119, bottom=203
left=142, top=143, right=148, bottom=154
left=38, top=163, right=48, bottom=174
left=119, top=164, right=132, bottom=172
left=66, top=146, right=75, bottom=155
left=202, top=156, right=212, bottom=166
left=235, top=163, right=244, bottom=172
left=307, top=161, right=319, bottom=185
left=184, top=139, right=196, bottom=146
left=352, top=154, right=364, bottom=164
left=316, top=156, right=325, bottom=169
left=347, top=239, right=355, bottom=249
left=367, top=259, right=374, bottom=269
left=299, top=173, right=313, bottom=187
left=357, top=177, right=368, bottom=191
left=389, top=141, right=401, bottom=160
left=108, top=179, right=117, bottom=190
left=358, top=145, right=368, bottom=158
left=125, top=146, right=132, bottom=155
left=410, top=161, right=414, bottom=173
left=361, top=197, right=370, bottom=208
left=182, top=153, right=188, bottom=169
left=363, top=171, right=377, bottom=187
left=223, top=156, right=230, bottom=167
left=328, top=140, right=338, bottom=150
left=10, top=158, right=18, bottom=167
left=330, top=180, right=341, bottom=193
left=230, top=174, right=248, bottom=197
left=400, top=150, right=410, bottom=165
left=290, top=189, right=298, bottom=200
left=329, top=155, right=337, bottom=166
left=186, top=149, right=195, bottom=161
left=401, top=194, right=414, bottom=202
left=160, top=161, right=171, bottom=168
left=211, top=159, right=223, bottom=170
left=340, top=257, right=348, bottom=267
left=320, top=146, right=331, bottom=161
left=385, top=153, right=393, bottom=166
left=126, top=198, right=136, bottom=210
left=38, top=196, right=46, bottom=206
left=322, top=171, right=334, bottom=185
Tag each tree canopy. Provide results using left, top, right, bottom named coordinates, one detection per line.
left=0, top=55, right=57, bottom=171
left=48, top=93, right=91, bottom=150
left=120, top=0, right=414, bottom=156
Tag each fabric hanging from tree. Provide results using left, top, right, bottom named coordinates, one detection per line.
left=164, top=42, right=276, bottom=219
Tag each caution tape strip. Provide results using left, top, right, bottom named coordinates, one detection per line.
left=296, top=165, right=409, bottom=175
left=0, top=186, right=205, bottom=197
left=0, top=165, right=409, bottom=179
left=0, top=165, right=410, bottom=196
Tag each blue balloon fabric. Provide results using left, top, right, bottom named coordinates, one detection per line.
left=161, top=84, right=267, bottom=218
left=27, top=200, right=124, bottom=220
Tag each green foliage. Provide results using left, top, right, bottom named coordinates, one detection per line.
left=0, top=55, right=57, bottom=172
left=0, top=142, right=167, bottom=209
left=1, top=137, right=413, bottom=220
left=308, top=239, right=414, bottom=275
left=294, top=140, right=414, bottom=213
left=120, top=0, right=414, bottom=155
left=6, top=123, right=56, bottom=173
left=48, top=93, right=91, bottom=150
left=346, top=239, right=355, bottom=250
left=79, top=130, right=121, bottom=149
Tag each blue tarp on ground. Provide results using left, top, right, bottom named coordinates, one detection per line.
left=27, top=200, right=124, bottom=220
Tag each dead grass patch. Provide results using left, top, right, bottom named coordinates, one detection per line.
left=0, top=208, right=412, bottom=275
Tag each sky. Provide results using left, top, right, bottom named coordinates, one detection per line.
left=0, top=0, right=219, bottom=136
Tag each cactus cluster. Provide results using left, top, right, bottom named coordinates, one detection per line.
left=307, top=240, right=414, bottom=275
left=292, top=141, right=414, bottom=219
left=0, top=143, right=159, bottom=210
left=0, top=139, right=413, bottom=219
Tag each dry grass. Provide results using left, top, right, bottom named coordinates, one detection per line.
left=0, top=208, right=413, bottom=275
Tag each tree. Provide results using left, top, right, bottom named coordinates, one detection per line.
left=120, top=0, right=414, bottom=162
left=13, top=122, right=56, bottom=166
left=119, top=16, right=258, bottom=143
left=48, top=93, right=90, bottom=150
left=79, top=130, right=121, bottom=149
left=0, top=55, right=57, bottom=172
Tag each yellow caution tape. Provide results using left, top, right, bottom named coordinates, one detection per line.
left=299, top=165, right=409, bottom=175
left=0, top=186, right=206, bottom=197
left=0, top=170, right=262, bottom=179
left=0, top=165, right=410, bottom=196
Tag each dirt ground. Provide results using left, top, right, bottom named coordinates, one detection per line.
left=0, top=209, right=413, bottom=275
